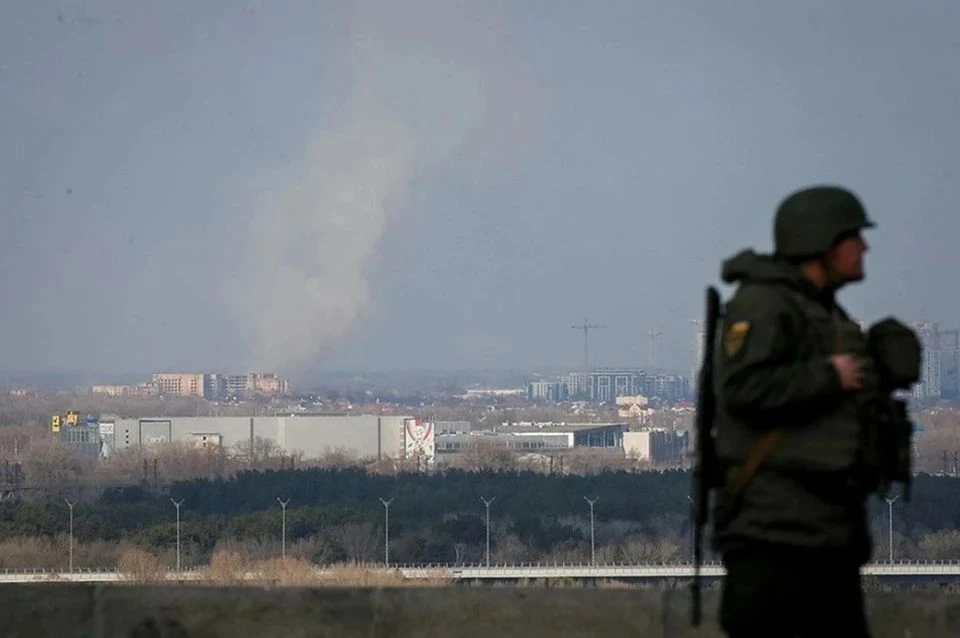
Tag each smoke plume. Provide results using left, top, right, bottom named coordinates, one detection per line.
left=235, top=1, right=538, bottom=375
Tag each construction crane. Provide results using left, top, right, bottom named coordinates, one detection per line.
left=647, top=330, right=662, bottom=369
left=572, top=318, right=606, bottom=382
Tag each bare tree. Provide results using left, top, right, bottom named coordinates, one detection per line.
left=331, top=522, right=379, bottom=563
left=592, top=533, right=681, bottom=565
left=491, top=533, right=529, bottom=564
left=21, top=438, right=90, bottom=488
left=447, top=440, right=518, bottom=472
left=117, top=547, right=166, bottom=583
left=94, top=440, right=227, bottom=485
left=916, top=530, right=960, bottom=560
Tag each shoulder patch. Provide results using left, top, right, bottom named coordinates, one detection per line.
left=723, top=320, right=751, bottom=358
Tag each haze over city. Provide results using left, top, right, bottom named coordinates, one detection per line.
left=3, top=0, right=960, bottom=387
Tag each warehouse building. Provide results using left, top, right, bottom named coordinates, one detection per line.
left=94, top=415, right=434, bottom=466
left=435, top=422, right=627, bottom=457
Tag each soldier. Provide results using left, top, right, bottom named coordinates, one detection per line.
left=708, top=185, right=914, bottom=638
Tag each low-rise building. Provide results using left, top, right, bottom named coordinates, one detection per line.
left=435, top=422, right=627, bottom=460
left=623, top=429, right=690, bottom=464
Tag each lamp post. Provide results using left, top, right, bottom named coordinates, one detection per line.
left=277, top=497, right=290, bottom=560
left=886, top=495, right=900, bottom=563
left=480, top=496, right=495, bottom=567
left=64, top=499, right=74, bottom=573
left=379, top=497, right=393, bottom=566
left=584, top=497, right=598, bottom=566
left=171, top=498, right=184, bottom=571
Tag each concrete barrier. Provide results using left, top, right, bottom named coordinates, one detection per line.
left=0, top=584, right=957, bottom=637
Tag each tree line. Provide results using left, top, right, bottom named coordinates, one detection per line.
left=1, top=468, right=959, bottom=568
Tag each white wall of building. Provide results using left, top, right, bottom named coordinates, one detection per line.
left=105, top=415, right=426, bottom=462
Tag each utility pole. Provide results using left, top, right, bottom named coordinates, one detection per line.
left=584, top=497, right=598, bottom=566
left=886, top=495, right=900, bottom=562
left=171, top=498, right=184, bottom=571
left=572, top=318, right=605, bottom=398
left=647, top=330, right=662, bottom=369
left=64, top=499, right=74, bottom=573
left=379, top=497, right=393, bottom=566
left=277, top=497, right=290, bottom=560
left=480, top=496, right=496, bottom=567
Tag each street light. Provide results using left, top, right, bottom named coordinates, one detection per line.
left=277, top=497, right=290, bottom=560
left=886, top=495, right=900, bottom=563
left=379, top=497, right=393, bottom=566
left=171, top=498, right=184, bottom=571
left=584, top=496, right=598, bottom=566
left=480, top=496, right=495, bottom=567
left=64, top=499, right=74, bottom=573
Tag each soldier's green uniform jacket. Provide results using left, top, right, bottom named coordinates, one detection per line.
left=711, top=248, right=878, bottom=564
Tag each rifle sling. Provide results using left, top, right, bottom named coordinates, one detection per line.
left=724, top=429, right=785, bottom=498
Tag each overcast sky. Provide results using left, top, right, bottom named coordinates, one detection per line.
left=3, top=0, right=960, bottom=383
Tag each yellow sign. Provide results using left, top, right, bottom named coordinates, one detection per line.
left=51, top=415, right=61, bottom=432
left=723, top=321, right=751, bottom=358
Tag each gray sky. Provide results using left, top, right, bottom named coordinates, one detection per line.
left=3, top=0, right=960, bottom=383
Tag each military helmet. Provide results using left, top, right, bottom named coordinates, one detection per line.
left=774, top=185, right=875, bottom=258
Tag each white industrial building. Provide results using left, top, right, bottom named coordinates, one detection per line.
left=96, top=415, right=435, bottom=465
